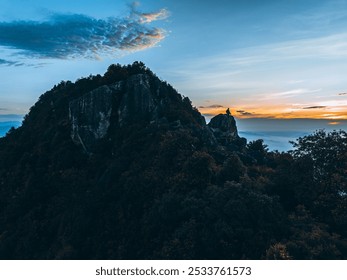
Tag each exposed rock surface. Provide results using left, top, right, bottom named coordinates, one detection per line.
left=69, top=85, right=116, bottom=152
left=118, top=74, right=158, bottom=126
left=69, top=74, right=161, bottom=151
left=208, top=113, right=239, bottom=145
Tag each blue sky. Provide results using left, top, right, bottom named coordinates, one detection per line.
left=1, top=0, right=347, bottom=123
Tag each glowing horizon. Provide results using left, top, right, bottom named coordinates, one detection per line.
left=198, top=103, right=347, bottom=120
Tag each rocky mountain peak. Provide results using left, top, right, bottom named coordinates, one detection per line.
left=68, top=72, right=205, bottom=152
left=69, top=73, right=158, bottom=152
left=208, top=110, right=241, bottom=146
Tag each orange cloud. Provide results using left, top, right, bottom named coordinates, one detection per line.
left=198, top=103, right=347, bottom=120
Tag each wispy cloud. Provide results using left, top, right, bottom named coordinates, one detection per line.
left=168, top=31, right=347, bottom=110
left=0, top=58, right=23, bottom=66
left=0, top=5, right=169, bottom=63
left=236, top=110, right=253, bottom=116
left=199, top=104, right=223, bottom=108
left=270, top=88, right=321, bottom=98
left=302, top=106, right=327, bottom=109
left=180, top=32, right=347, bottom=71
left=259, top=88, right=322, bottom=101
left=130, top=2, right=169, bottom=23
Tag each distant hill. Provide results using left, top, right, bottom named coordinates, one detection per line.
left=0, top=62, right=346, bottom=260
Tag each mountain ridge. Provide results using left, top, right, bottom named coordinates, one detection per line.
left=0, top=62, right=346, bottom=260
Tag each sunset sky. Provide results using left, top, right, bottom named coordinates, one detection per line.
left=1, top=0, right=347, bottom=123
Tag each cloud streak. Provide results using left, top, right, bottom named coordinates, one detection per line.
left=269, top=88, right=321, bottom=98
left=302, top=106, right=327, bottom=109
left=199, top=104, right=223, bottom=108
left=0, top=58, right=23, bottom=66
left=237, top=110, right=253, bottom=116
left=0, top=6, right=168, bottom=62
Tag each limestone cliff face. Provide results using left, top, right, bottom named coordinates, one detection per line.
left=69, top=74, right=158, bottom=151
left=69, top=85, right=117, bottom=152
left=69, top=74, right=185, bottom=152
left=117, top=74, right=158, bottom=127
left=208, top=114, right=240, bottom=145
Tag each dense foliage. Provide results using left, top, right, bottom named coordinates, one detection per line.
left=0, top=62, right=346, bottom=259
